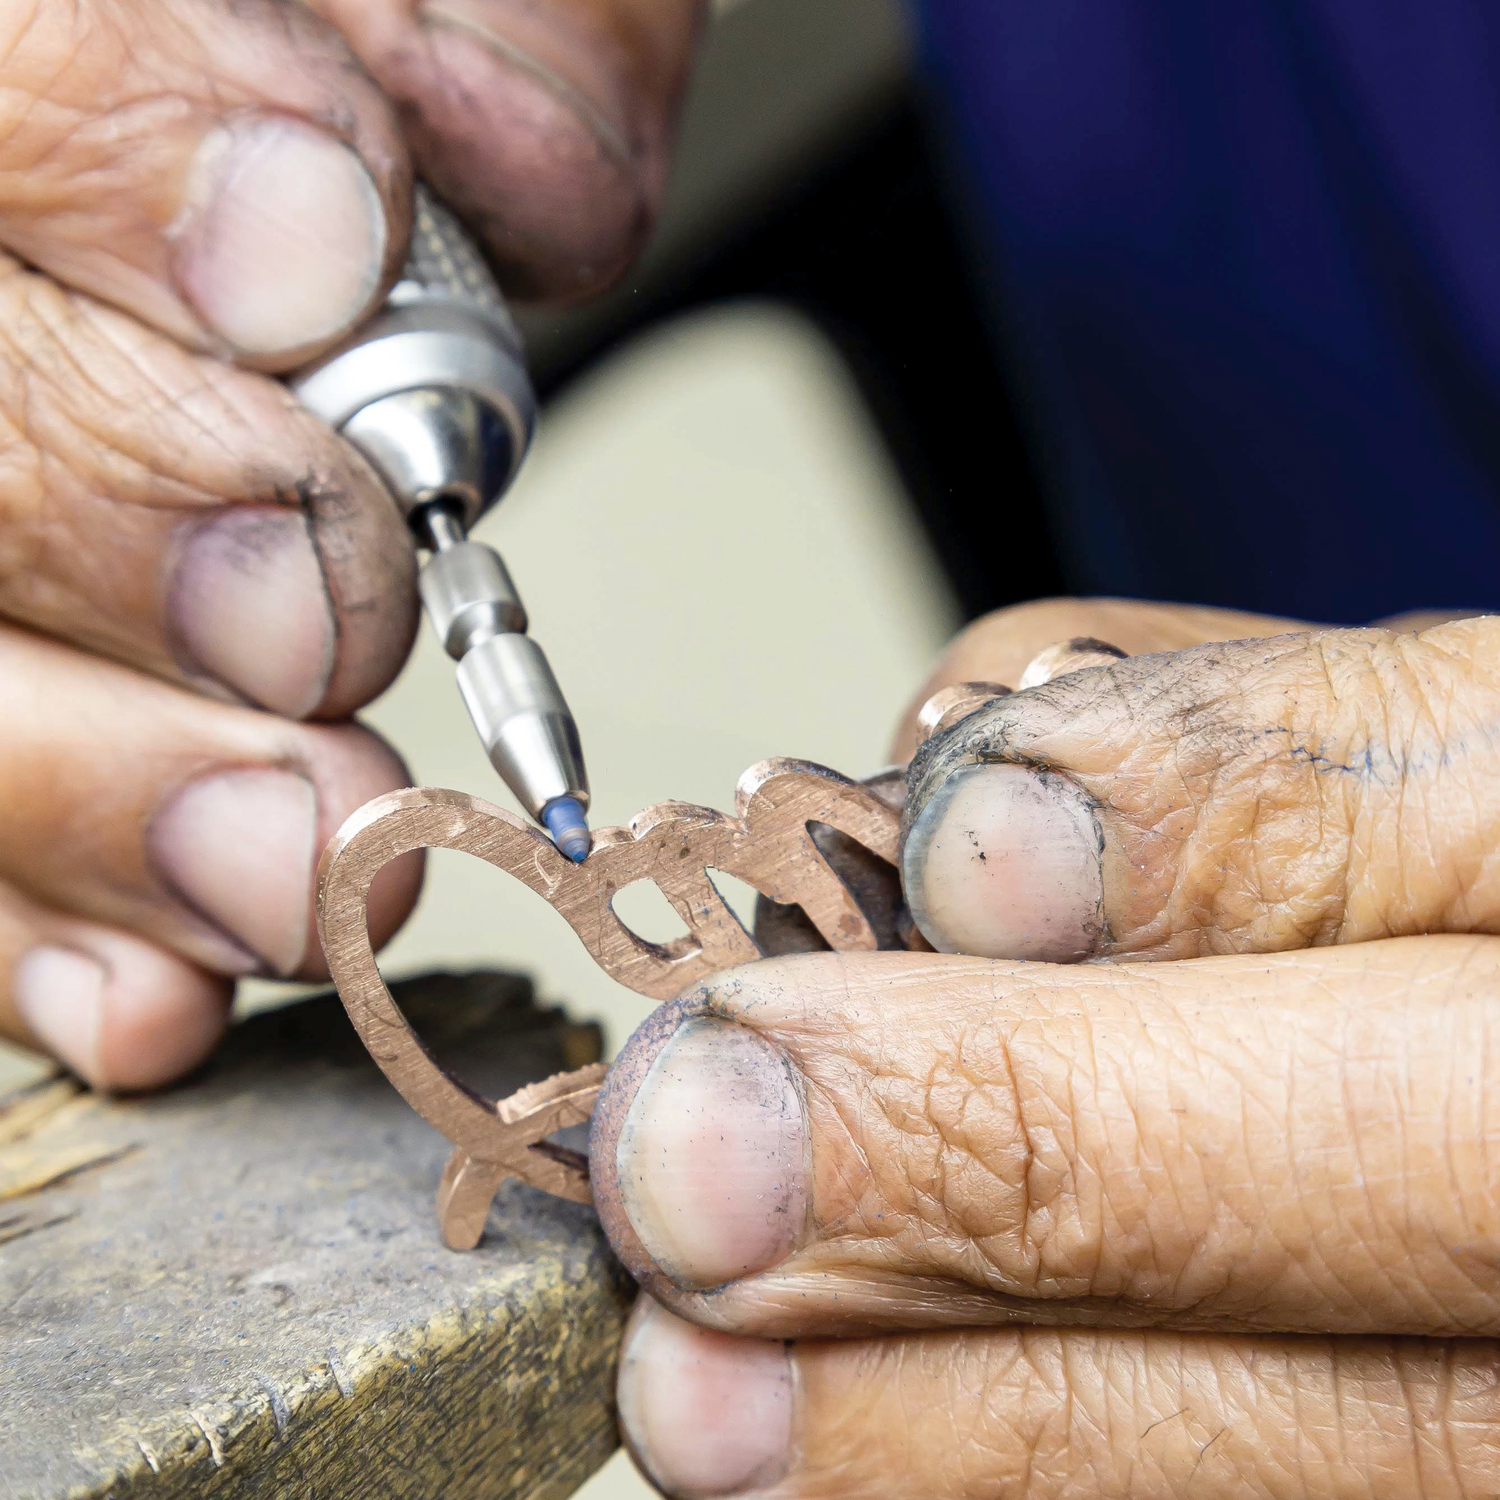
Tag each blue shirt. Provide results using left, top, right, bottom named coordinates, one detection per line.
left=917, top=0, right=1500, bottom=621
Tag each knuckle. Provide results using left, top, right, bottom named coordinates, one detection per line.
left=965, top=1334, right=1062, bottom=1484
left=0, top=4, right=128, bottom=172
left=1073, top=633, right=1375, bottom=956
left=0, top=267, right=200, bottom=503
left=0, top=257, right=359, bottom=642
left=1381, top=1343, right=1500, bottom=1484
left=1316, top=629, right=1484, bottom=939
left=1422, top=1343, right=1500, bottom=1443
left=0, top=253, right=317, bottom=509
left=984, top=1016, right=1118, bottom=1299
left=0, top=1, right=67, bottom=113
left=852, top=1001, right=1113, bottom=1302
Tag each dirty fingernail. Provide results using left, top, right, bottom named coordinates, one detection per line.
left=903, top=762, right=1103, bottom=961
left=618, top=1297, right=793, bottom=1499
left=13, top=947, right=107, bottom=1087
left=915, top=682, right=1011, bottom=746
left=149, top=768, right=318, bottom=976
left=169, top=506, right=335, bottom=718
left=1017, top=637, right=1128, bottom=690
left=617, top=1016, right=806, bottom=1290
left=175, top=115, right=386, bottom=357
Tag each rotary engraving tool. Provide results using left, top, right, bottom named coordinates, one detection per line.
left=292, top=188, right=591, bottom=862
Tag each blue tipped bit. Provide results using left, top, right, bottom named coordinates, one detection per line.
left=543, top=796, right=591, bottom=863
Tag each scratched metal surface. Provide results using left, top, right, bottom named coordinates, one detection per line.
left=0, top=973, right=628, bottom=1500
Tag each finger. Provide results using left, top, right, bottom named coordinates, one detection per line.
left=909, top=651, right=1128, bottom=762
left=890, top=599, right=1303, bottom=760
left=590, top=939, right=1500, bottom=1339
left=900, top=645, right=1128, bottom=762
left=0, top=0, right=409, bottom=365
left=904, top=646, right=1121, bottom=758
left=617, top=1297, right=1500, bottom=1500
left=912, top=683, right=1012, bottom=747
left=308, top=0, right=704, bottom=299
left=902, top=615, right=1500, bottom=962
left=0, top=252, right=416, bottom=718
left=1015, top=636, right=1128, bottom=691
left=0, top=884, right=229, bottom=1091
left=0, top=625, right=422, bottom=995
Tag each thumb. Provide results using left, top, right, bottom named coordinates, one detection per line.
left=0, top=0, right=408, bottom=366
left=901, top=616, right=1500, bottom=961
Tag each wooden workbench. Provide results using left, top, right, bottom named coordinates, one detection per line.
left=0, top=972, right=631, bottom=1500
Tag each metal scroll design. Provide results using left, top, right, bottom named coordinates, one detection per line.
left=315, top=757, right=901, bottom=1246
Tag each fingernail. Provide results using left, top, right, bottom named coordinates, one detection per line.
left=1017, top=637, right=1128, bottom=690
left=174, top=115, right=386, bottom=357
left=148, top=769, right=317, bottom=976
left=916, top=682, right=1011, bottom=747
left=617, top=1016, right=806, bottom=1290
left=168, top=506, right=335, bottom=718
left=617, top=1298, right=792, bottom=1499
left=903, top=763, right=1104, bottom=961
left=13, top=947, right=106, bottom=1087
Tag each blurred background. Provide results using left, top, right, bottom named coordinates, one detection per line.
left=2, top=3, right=1057, bottom=1495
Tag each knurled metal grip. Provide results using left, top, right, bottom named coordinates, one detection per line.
left=402, top=190, right=510, bottom=319
left=291, top=185, right=538, bottom=531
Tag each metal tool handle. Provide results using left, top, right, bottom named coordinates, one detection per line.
left=290, top=184, right=588, bottom=839
left=397, top=188, right=526, bottom=355
left=402, top=189, right=505, bottom=312
left=291, top=188, right=537, bottom=528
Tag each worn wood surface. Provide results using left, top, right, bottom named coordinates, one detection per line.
left=316, top=758, right=905, bottom=1242
left=0, top=972, right=631, bottom=1500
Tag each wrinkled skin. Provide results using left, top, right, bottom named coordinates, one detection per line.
left=589, top=601, right=1500, bottom=1498
left=0, top=0, right=703, bottom=1088
left=7, top=1, right=1495, bottom=1489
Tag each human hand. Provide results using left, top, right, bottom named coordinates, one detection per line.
left=588, top=599, right=1500, bottom=1497
left=0, top=0, right=703, bottom=1090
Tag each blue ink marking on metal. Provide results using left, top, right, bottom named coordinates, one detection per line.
left=542, top=797, right=591, bottom=863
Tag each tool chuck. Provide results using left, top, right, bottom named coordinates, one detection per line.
left=291, top=188, right=590, bottom=860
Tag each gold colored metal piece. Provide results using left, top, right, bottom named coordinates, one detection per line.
left=316, top=758, right=902, bottom=1246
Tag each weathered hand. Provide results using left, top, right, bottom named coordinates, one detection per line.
left=0, top=0, right=703, bottom=1089
left=589, top=600, right=1500, bottom=1498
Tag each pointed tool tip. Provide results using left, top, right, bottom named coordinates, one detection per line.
left=543, top=797, right=591, bottom=863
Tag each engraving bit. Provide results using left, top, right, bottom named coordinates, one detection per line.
left=292, top=188, right=591, bottom=861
